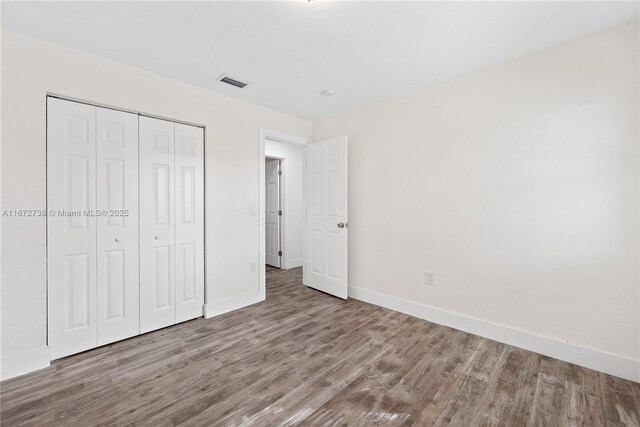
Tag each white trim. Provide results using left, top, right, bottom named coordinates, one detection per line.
left=259, top=129, right=267, bottom=300
left=285, top=257, right=303, bottom=269
left=261, top=128, right=308, bottom=147
left=349, top=285, right=640, bottom=383
left=204, top=290, right=264, bottom=319
left=1, top=347, right=51, bottom=381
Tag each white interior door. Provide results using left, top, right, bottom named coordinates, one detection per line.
left=303, top=136, right=348, bottom=299
left=139, top=116, right=176, bottom=333
left=174, top=123, right=204, bottom=323
left=96, top=107, right=140, bottom=345
left=265, top=159, right=281, bottom=268
left=47, top=98, right=98, bottom=359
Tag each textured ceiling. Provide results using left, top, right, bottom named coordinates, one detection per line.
left=2, top=1, right=638, bottom=119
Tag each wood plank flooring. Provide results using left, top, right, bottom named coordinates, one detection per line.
left=1, top=266, right=639, bottom=426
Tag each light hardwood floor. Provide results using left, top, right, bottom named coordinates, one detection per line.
left=1, top=267, right=639, bottom=426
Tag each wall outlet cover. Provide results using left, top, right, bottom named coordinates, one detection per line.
left=425, top=272, right=434, bottom=286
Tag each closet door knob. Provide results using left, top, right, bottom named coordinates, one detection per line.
left=114, top=237, right=121, bottom=242
left=154, top=235, right=160, bottom=240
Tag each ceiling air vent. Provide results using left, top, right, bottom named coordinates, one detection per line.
left=216, top=74, right=250, bottom=89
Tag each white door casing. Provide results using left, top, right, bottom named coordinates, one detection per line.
left=96, top=107, right=140, bottom=345
left=139, top=116, right=176, bottom=333
left=303, top=136, right=348, bottom=299
left=265, top=159, right=281, bottom=268
left=174, top=123, right=205, bottom=323
left=47, top=98, right=98, bottom=358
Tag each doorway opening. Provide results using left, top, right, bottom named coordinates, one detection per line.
left=259, top=130, right=349, bottom=301
left=259, top=129, right=307, bottom=299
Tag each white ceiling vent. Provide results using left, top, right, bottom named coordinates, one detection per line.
left=216, top=74, right=250, bottom=89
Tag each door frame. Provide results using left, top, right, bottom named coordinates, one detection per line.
left=45, top=94, right=207, bottom=357
left=258, top=128, right=308, bottom=298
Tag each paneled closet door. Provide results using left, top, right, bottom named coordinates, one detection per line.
left=139, top=116, right=176, bottom=333
left=47, top=98, right=98, bottom=359
left=96, top=107, right=140, bottom=345
left=175, top=123, right=204, bottom=323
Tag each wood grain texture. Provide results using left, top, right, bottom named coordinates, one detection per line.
left=1, top=267, right=639, bottom=426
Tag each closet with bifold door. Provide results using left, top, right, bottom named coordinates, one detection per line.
left=47, top=97, right=204, bottom=360
left=139, top=116, right=205, bottom=333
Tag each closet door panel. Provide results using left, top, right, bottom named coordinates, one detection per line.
left=47, top=98, right=98, bottom=359
left=96, top=107, right=140, bottom=345
left=139, top=116, right=176, bottom=333
left=175, top=124, right=204, bottom=322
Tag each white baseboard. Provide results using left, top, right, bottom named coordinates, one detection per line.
left=349, top=285, right=640, bottom=383
left=205, top=290, right=265, bottom=319
left=284, top=257, right=303, bottom=269
left=1, top=346, right=51, bottom=381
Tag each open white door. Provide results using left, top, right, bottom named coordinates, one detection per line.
left=303, top=136, right=348, bottom=299
left=265, top=159, right=281, bottom=268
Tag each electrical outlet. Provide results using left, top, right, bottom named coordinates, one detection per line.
left=425, top=272, right=434, bottom=286
left=250, top=262, right=257, bottom=273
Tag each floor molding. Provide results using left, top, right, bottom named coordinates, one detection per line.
left=205, top=290, right=265, bottom=319
left=284, top=258, right=303, bottom=269
left=348, top=285, right=640, bottom=382
left=1, top=346, right=51, bottom=381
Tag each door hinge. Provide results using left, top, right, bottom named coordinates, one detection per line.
left=278, top=250, right=283, bottom=256
left=278, top=170, right=283, bottom=176
left=278, top=210, right=283, bottom=216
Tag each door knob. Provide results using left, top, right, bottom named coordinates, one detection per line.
left=114, top=237, right=121, bottom=242
left=337, top=222, right=346, bottom=228
left=154, top=235, right=160, bottom=240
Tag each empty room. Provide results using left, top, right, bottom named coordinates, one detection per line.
left=1, top=1, right=639, bottom=426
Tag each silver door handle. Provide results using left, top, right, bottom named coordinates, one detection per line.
left=337, top=222, right=347, bottom=228
left=154, top=235, right=160, bottom=240
left=114, top=237, right=121, bottom=242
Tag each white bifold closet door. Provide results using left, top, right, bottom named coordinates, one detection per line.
left=48, top=99, right=204, bottom=358
left=96, top=107, right=140, bottom=345
left=139, top=117, right=176, bottom=333
left=48, top=98, right=140, bottom=359
left=139, top=117, right=204, bottom=333
left=174, top=123, right=205, bottom=323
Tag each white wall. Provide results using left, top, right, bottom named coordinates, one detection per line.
left=2, top=23, right=638, bottom=382
left=0, top=30, right=311, bottom=370
left=266, top=140, right=304, bottom=269
left=314, top=23, right=639, bottom=379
